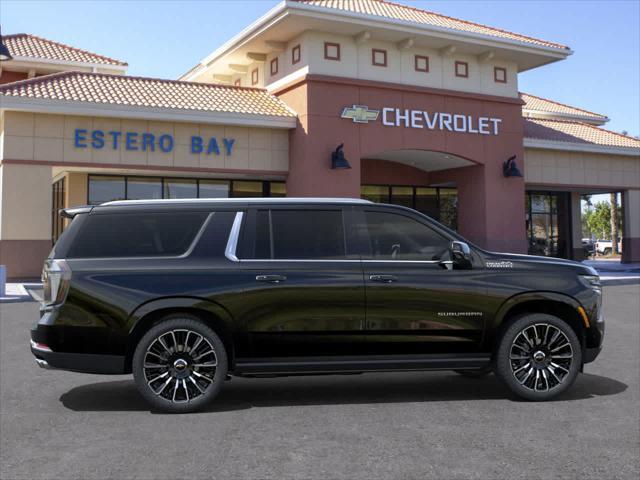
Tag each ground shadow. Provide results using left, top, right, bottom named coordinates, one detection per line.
left=60, top=371, right=628, bottom=414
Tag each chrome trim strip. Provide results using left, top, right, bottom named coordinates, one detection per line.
left=225, top=212, right=244, bottom=262
left=103, top=197, right=372, bottom=206
left=237, top=259, right=441, bottom=264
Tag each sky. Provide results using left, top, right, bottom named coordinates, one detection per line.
left=1, top=0, right=639, bottom=136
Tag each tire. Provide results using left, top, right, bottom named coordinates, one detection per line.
left=495, top=314, right=581, bottom=401
left=454, top=366, right=493, bottom=378
left=132, top=314, right=228, bottom=413
left=603, top=247, right=612, bottom=256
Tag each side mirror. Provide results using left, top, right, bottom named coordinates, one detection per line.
left=449, top=241, right=473, bottom=270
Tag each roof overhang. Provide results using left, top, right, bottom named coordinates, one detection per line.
left=0, top=96, right=297, bottom=129
left=1, top=56, right=128, bottom=73
left=524, top=138, right=640, bottom=157
left=522, top=110, right=609, bottom=126
left=181, top=0, right=571, bottom=81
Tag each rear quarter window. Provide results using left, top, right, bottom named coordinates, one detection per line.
left=66, top=212, right=208, bottom=258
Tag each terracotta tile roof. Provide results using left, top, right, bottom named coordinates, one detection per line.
left=292, top=0, right=568, bottom=50
left=524, top=118, right=640, bottom=149
left=0, top=71, right=297, bottom=118
left=3, top=33, right=127, bottom=67
left=520, top=93, right=608, bottom=121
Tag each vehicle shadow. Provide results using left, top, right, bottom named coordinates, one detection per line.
left=59, top=371, right=628, bottom=413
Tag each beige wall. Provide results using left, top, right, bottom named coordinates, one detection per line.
left=524, top=148, right=640, bottom=188
left=1, top=111, right=290, bottom=172
left=196, top=30, right=519, bottom=98
left=66, top=172, right=88, bottom=208
left=0, top=163, right=52, bottom=240
left=624, top=189, right=640, bottom=238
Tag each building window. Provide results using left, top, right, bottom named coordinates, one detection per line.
left=455, top=61, right=469, bottom=78
left=88, top=175, right=285, bottom=204
left=251, top=68, right=259, bottom=85
left=270, top=58, right=279, bottom=76
left=494, top=66, right=507, bottom=83
left=292, top=44, right=301, bottom=65
left=361, top=184, right=458, bottom=230
left=414, top=55, right=429, bottom=73
left=324, top=42, right=340, bottom=61
left=234, top=78, right=241, bottom=87
left=372, top=48, right=387, bottom=67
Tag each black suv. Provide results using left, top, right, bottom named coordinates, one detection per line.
left=32, top=198, right=604, bottom=412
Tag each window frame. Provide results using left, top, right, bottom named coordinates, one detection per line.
left=414, top=55, right=429, bottom=73
left=291, top=44, right=301, bottom=65
left=324, top=42, right=341, bottom=61
left=371, top=48, right=387, bottom=67
left=494, top=66, right=507, bottom=83
left=251, top=67, right=259, bottom=85
left=455, top=61, right=469, bottom=78
left=270, top=57, right=279, bottom=76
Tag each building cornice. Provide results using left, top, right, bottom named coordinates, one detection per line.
left=524, top=138, right=640, bottom=157
left=0, top=96, right=297, bottom=129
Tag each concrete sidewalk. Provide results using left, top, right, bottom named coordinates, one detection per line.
left=582, top=259, right=640, bottom=284
left=0, top=283, right=42, bottom=303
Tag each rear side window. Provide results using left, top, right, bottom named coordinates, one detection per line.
left=247, top=209, right=347, bottom=260
left=363, top=211, right=449, bottom=260
left=67, top=212, right=208, bottom=258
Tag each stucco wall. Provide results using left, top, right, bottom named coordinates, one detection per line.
left=524, top=148, right=640, bottom=189
left=1, top=111, right=289, bottom=173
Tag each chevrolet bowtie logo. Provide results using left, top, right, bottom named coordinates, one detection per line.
left=341, top=105, right=380, bottom=124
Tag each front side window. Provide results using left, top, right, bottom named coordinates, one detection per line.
left=364, top=211, right=449, bottom=261
left=249, top=209, right=346, bottom=260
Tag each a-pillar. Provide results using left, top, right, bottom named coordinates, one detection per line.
left=570, top=192, right=585, bottom=260
left=622, top=189, right=640, bottom=263
left=0, top=163, right=52, bottom=279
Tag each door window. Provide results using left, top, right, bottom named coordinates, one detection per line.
left=363, top=211, right=449, bottom=260
left=247, top=210, right=347, bottom=260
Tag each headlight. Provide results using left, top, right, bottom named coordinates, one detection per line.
left=579, top=274, right=601, bottom=293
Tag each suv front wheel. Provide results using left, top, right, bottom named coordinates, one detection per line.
left=495, top=314, right=581, bottom=401
left=132, top=314, right=228, bottom=413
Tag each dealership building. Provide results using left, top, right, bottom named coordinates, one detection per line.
left=1, top=0, right=639, bottom=278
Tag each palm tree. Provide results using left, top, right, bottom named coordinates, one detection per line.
left=610, top=192, right=619, bottom=255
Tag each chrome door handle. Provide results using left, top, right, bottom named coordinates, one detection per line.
left=369, top=274, right=398, bottom=283
left=256, top=274, right=287, bottom=283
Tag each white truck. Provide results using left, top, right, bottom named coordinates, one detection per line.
left=595, top=238, right=622, bottom=255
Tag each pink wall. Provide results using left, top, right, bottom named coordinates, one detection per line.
left=276, top=74, right=527, bottom=253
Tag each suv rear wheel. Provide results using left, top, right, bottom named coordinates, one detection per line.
left=132, top=314, right=228, bottom=413
left=495, top=313, right=581, bottom=401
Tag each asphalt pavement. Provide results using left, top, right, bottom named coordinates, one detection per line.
left=1, top=284, right=638, bottom=480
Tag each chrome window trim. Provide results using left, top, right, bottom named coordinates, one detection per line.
left=225, top=211, right=244, bottom=262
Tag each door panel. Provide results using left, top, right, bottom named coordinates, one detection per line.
left=238, top=261, right=365, bottom=357
left=236, top=207, right=366, bottom=357
left=358, top=208, right=487, bottom=354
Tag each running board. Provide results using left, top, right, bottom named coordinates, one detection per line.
left=233, top=353, right=491, bottom=376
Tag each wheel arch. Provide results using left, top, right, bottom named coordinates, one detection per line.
left=491, top=292, right=587, bottom=353
left=124, top=297, right=236, bottom=373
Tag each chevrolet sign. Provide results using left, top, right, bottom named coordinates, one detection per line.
left=340, top=104, right=502, bottom=135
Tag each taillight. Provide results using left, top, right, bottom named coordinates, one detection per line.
left=41, top=259, right=71, bottom=307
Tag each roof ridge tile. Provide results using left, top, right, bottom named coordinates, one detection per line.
left=520, top=92, right=607, bottom=119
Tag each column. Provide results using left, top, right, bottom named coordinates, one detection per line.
left=621, top=189, right=640, bottom=263
left=570, top=192, right=585, bottom=260
left=0, top=163, right=53, bottom=279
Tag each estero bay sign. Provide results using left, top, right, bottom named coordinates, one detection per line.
left=74, top=129, right=236, bottom=155
left=341, top=105, right=502, bottom=135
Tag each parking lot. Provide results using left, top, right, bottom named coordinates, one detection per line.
left=1, top=283, right=638, bottom=480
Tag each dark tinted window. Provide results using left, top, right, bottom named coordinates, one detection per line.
left=250, top=210, right=346, bottom=259
left=67, top=212, right=208, bottom=258
left=364, top=211, right=449, bottom=260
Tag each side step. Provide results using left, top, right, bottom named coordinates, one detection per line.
left=234, top=353, right=491, bottom=376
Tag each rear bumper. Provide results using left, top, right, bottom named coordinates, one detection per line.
left=30, top=342, right=125, bottom=374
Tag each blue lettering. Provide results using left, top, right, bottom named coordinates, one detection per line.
left=141, top=133, right=155, bottom=151
left=223, top=138, right=235, bottom=155
left=109, top=131, right=121, bottom=149
left=74, top=129, right=88, bottom=148
left=91, top=130, right=105, bottom=149
left=159, top=134, right=174, bottom=153
left=191, top=136, right=203, bottom=154
left=207, top=138, right=220, bottom=155
left=125, top=132, right=138, bottom=151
